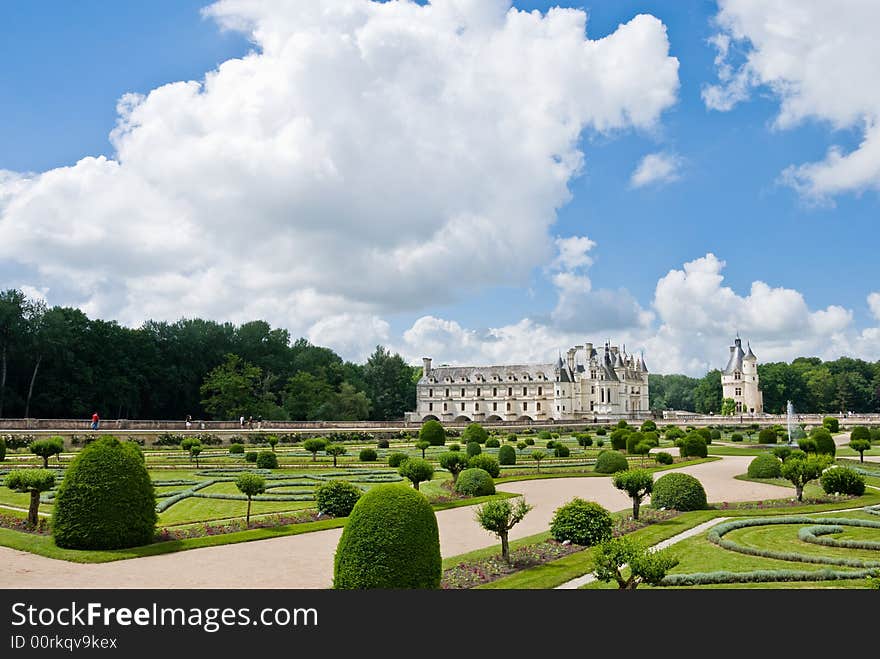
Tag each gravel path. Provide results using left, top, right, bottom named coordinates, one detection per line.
left=0, top=456, right=792, bottom=589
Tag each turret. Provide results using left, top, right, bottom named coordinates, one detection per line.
left=422, top=357, right=432, bottom=378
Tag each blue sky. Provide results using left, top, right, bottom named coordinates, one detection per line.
left=1, top=1, right=878, bottom=374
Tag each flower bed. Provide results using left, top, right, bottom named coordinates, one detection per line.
left=714, top=494, right=855, bottom=510
left=154, top=510, right=323, bottom=541
left=0, top=511, right=50, bottom=535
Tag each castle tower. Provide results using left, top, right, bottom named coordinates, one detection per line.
left=721, top=336, right=763, bottom=414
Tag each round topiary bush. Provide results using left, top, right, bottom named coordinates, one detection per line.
left=387, top=452, right=409, bottom=468
left=596, top=439, right=604, bottom=447
left=554, top=444, right=570, bottom=458
left=747, top=454, right=782, bottom=479
left=377, top=438, right=390, bottom=449
left=454, top=468, right=495, bottom=496
left=506, top=433, right=518, bottom=443
left=596, top=428, right=607, bottom=436
left=316, top=480, right=362, bottom=517
left=652, top=473, right=707, bottom=511
left=594, top=450, right=629, bottom=474
left=334, top=485, right=441, bottom=589
left=697, top=427, right=712, bottom=442
left=758, top=428, right=778, bottom=444
left=419, top=419, right=446, bottom=447
left=359, top=448, right=378, bottom=462
left=679, top=433, right=708, bottom=459
left=549, top=498, right=612, bottom=546
left=498, top=444, right=516, bottom=465
left=229, top=442, right=245, bottom=454
left=810, top=428, right=836, bottom=457
left=850, top=426, right=870, bottom=442
left=485, top=438, right=500, bottom=448
left=245, top=451, right=258, bottom=463
left=462, top=423, right=488, bottom=445
left=537, top=430, right=552, bottom=440
left=256, top=451, right=278, bottom=469
left=524, top=438, right=535, bottom=446
left=546, top=440, right=557, bottom=449
left=468, top=454, right=500, bottom=478
left=820, top=467, right=865, bottom=496
left=654, top=451, right=674, bottom=465
left=448, top=443, right=460, bottom=452
left=640, top=420, right=657, bottom=432
left=466, top=441, right=482, bottom=457
left=822, top=416, right=840, bottom=433
left=710, top=429, right=721, bottom=441
left=610, top=429, right=629, bottom=451
left=52, top=437, right=156, bottom=549
left=731, top=433, right=744, bottom=442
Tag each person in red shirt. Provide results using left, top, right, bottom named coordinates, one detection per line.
left=91, top=412, right=100, bottom=430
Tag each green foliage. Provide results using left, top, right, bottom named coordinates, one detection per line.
left=654, top=451, right=674, bottom=465
left=448, top=443, right=460, bottom=452
left=550, top=498, right=612, bottom=546
left=524, top=438, right=535, bottom=446
left=609, top=429, right=629, bottom=451
left=651, top=472, right=707, bottom=511
left=758, top=428, right=778, bottom=444
left=797, top=437, right=817, bottom=453
left=730, top=433, right=744, bottom=442
left=870, top=428, right=880, bottom=443
left=377, top=438, right=390, bottom=449
left=398, top=457, right=434, bottom=490
left=256, top=451, right=278, bottom=469
left=576, top=433, right=593, bottom=447
left=516, top=441, right=527, bottom=452
left=0, top=435, right=5, bottom=461
left=387, top=452, right=409, bottom=468
left=596, top=428, right=606, bottom=436
left=819, top=467, right=865, bottom=496
left=554, top=444, right=570, bottom=458
left=678, top=432, right=708, bottom=459
left=466, top=441, right=482, bottom=457
left=5, top=468, right=55, bottom=526
left=822, top=417, right=840, bottom=433
left=438, top=452, right=470, bottom=482
left=30, top=437, right=64, bottom=468
left=245, top=451, right=257, bottom=463
left=721, top=397, right=736, bottom=416
left=772, top=445, right=792, bottom=462
left=53, top=437, right=156, bottom=549
left=419, top=420, right=446, bottom=446
left=696, top=427, right=712, bottom=442
left=454, top=468, right=495, bottom=496
left=664, top=426, right=685, bottom=441
left=537, top=430, right=552, bottom=440
left=485, top=438, right=500, bottom=448
left=747, top=454, right=782, bottom=478
left=334, top=485, right=441, bottom=589
left=810, top=427, right=836, bottom=457
left=468, top=454, right=500, bottom=478
left=234, top=472, right=266, bottom=497
left=849, top=439, right=871, bottom=461
left=530, top=450, right=547, bottom=471
left=710, top=429, right=721, bottom=440
left=199, top=354, right=276, bottom=420
left=594, top=450, right=629, bottom=474
left=640, top=420, right=657, bottom=432
left=595, top=439, right=604, bottom=447
left=850, top=426, right=870, bottom=442
left=315, top=480, right=362, bottom=517
left=506, top=433, right=518, bottom=443
left=594, top=536, right=679, bottom=589
left=474, top=497, right=532, bottom=563
left=612, top=469, right=653, bottom=519
left=625, top=431, right=644, bottom=453
left=642, top=431, right=659, bottom=447
left=616, top=420, right=628, bottom=429
left=780, top=454, right=832, bottom=501
left=415, top=440, right=430, bottom=459
left=303, top=438, right=327, bottom=460
left=498, top=444, right=516, bottom=465
left=545, top=440, right=556, bottom=449
left=462, top=423, right=488, bottom=445
left=229, top=443, right=245, bottom=454
left=359, top=447, right=378, bottom=462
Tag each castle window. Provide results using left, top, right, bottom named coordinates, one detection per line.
left=445, top=388, right=450, bottom=397
left=735, top=371, right=741, bottom=380
left=429, top=403, right=433, bottom=411
left=538, top=386, right=542, bottom=395
left=506, top=402, right=511, bottom=411
left=476, top=388, right=481, bottom=397
left=493, top=402, right=498, bottom=411
left=429, top=389, right=433, bottom=397
left=591, top=386, right=595, bottom=394
left=523, top=402, right=528, bottom=411
left=493, top=387, right=497, bottom=397
left=461, top=402, right=465, bottom=411
left=475, top=403, right=479, bottom=411
left=461, top=388, right=465, bottom=397
left=590, top=401, right=594, bottom=411
left=508, top=387, right=513, bottom=396
left=735, top=388, right=742, bottom=396
left=443, top=403, right=448, bottom=411
left=522, top=386, right=527, bottom=396
left=537, top=402, right=541, bottom=411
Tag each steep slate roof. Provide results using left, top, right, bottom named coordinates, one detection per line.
left=745, top=342, right=757, bottom=361
left=422, top=363, right=556, bottom=384
left=723, top=338, right=746, bottom=375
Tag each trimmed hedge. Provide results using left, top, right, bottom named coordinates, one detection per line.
left=466, top=442, right=482, bottom=457
left=663, top=567, right=880, bottom=587
left=594, top=450, right=629, bottom=474
left=549, top=498, right=612, bottom=546
left=229, top=443, right=245, bottom=454
left=53, top=437, right=157, bottom=549
left=419, top=420, right=446, bottom=446
left=256, top=451, right=278, bottom=469
left=467, top=454, right=500, bottom=478
left=822, top=417, right=840, bottom=433
left=359, top=448, right=378, bottom=462
left=334, top=485, right=441, bottom=589
left=810, top=428, right=836, bottom=457
left=678, top=433, right=708, bottom=459
left=651, top=473, right=707, bottom=511
left=654, top=452, right=674, bottom=465
left=315, top=480, right=362, bottom=517
left=758, top=428, right=778, bottom=444
left=819, top=467, right=865, bottom=496
left=554, top=444, right=570, bottom=458
left=387, top=452, right=409, bottom=468
left=245, top=452, right=258, bottom=463
left=485, top=438, right=500, bottom=449
left=850, top=426, right=870, bottom=442
left=454, top=468, right=495, bottom=496
left=730, top=433, right=743, bottom=442
left=747, top=454, right=782, bottom=479
left=498, top=445, right=516, bottom=465
left=462, top=423, right=488, bottom=445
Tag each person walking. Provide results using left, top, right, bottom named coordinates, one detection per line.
left=239, top=415, right=245, bottom=428
left=185, top=414, right=192, bottom=430
left=90, top=412, right=100, bottom=430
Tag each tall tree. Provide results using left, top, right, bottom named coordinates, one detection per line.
left=0, top=289, right=28, bottom=417
left=363, top=346, right=417, bottom=421
left=200, top=354, right=267, bottom=419
left=693, top=369, right=723, bottom=414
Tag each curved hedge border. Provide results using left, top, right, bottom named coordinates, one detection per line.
left=798, top=525, right=880, bottom=551
left=662, top=567, right=879, bottom=587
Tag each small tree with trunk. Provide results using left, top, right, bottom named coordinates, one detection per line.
left=849, top=439, right=871, bottom=463
left=780, top=454, right=831, bottom=501
left=267, top=435, right=279, bottom=452
left=235, top=472, right=266, bottom=527
left=5, top=469, right=54, bottom=527
left=30, top=437, right=64, bottom=468
left=180, top=437, right=201, bottom=464
left=531, top=450, right=547, bottom=472
left=612, top=469, right=653, bottom=520
left=474, top=497, right=533, bottom=565
left=594, top=536, right=678, bottom=589
left=303, top=438, right=327, bottom=461
left=325, top=444, right=347, bottom=467
left=415, top=440, right=430, bottom=459
left=438, top=452, right=469, bottom=484
left=191, top=444, right=202, bottom=468
left=398, top=457, right=434, bottom=490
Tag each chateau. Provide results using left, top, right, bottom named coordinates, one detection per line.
left=407, top=341, right=649, bottom=423
left=721, top=335, right=763, bottom=414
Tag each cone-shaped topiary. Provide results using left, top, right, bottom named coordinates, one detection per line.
left=334, top=484, right=441, bottom=589
left=53, top=436, right=156, bottom=549
left=651, top=472, right=707, bottom=511
left=810, top=427, right=836, bottom=457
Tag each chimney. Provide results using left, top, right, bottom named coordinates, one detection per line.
left=422, top=357, right=432, bottom=377
left=566, top=348, right=576, bottom=372
left=585, top=342, right=593, bottom=353
left=729, top=346, right=735, bottom=354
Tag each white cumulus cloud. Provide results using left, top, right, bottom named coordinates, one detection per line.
left=630, top=152, right=682, bottom=188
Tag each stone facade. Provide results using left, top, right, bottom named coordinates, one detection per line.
left=720, top=336, right=763, bottom=414
left=407, top=342, right=649, bottom=423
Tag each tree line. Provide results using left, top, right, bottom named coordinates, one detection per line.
left=650, top=356, right=880, bottom=415
left=0, top=289, right=417, bottom=421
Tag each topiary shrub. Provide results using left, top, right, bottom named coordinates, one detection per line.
left=0, top=435, right=6, bottom=461
left=506, top=433, right=518, bottom=443
left=462, top=423, right=488, bottom=445
left=359, top=448, right=378, bottom=462
left=334, top=485, right=441, bottom=589
left=448, top=443, right=460, bottom=452
left=387, top=452, right=409, bottom=468
left=747, top=454, right=782, bottom=479
left=546, top=440, right=557, bottom=449
left=30, top=437, right=64, bottom=468
left=596, top=427, right=606, bottom=436
left=596, top=439, right=604, bottom=448
left=697, top=427, right=712, bottom=443
left=398, top=457, right=434, bottom=490
left=679, top=433, right=708, bottom=459
left=554, top=444, right=570, bottom=458
left=870, top=428, right=880, bottom=444
left=229, top=443, right=245, bottom=454
left=610, top=429, right=629, bottom=451
left=438, top=452, right=469, bottom=483
left=594, top=450, right=629, bottom=474
left=52, top=436, right=156, bottom=549
left=652, top=473, right=707, bottom=511
left=710, top=429, right=721, bottom=441
left=245, top=451, right=258, bottom=463
left=642, top=431, right=659, bottom=447
left=849, top=426, right=870, bottom=442
left=665, top=426, right=685, bottom=441
left=654, top=452, right=674, bottom=465
left=537, top=430, right=552, bottom=440
left=524, top=438, right=535, bottom=446
left=617, top=420, right=629, bottom=429
left=758, top=428, right=778, bottom=444
left=820, top=467, right=865, bottom=496
left=640, top=420, right=657, bottom=432
left=468, top=454, right=500, bottom=478
left=485, top=438, right=500, bottom=448
left=256, top=451, right=278, bottom=469
left=810, top=427, right=836, bottom=457
left=731, top=433, right=744, bottom=442
left=377, top=439, right=390, bottom=449
left=822, top=417, right=840, bottom=433
left=454, top=468, right=495, bottom=496
left=625, top=431, right=644, bottom=454
left=498, top=445, right=516, bottom=465
left=419, top=419, right=446, bottom=446
left=466, top=441, right=482, bottom=457
left=549, top=498, right=612, bottom=546
left=315, top=480, right=362, bottom=517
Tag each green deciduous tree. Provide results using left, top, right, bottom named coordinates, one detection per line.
left=235, top=473, right=266, bottom=526
left=30, top=437, right=64, bottom=468
left=593, top=536, right=679, bottom=589
left=531, top=450, right=547, bottom=472
left=474, top=497, right=533, bottom=564
left=612, top=469, right=653, bottom=520
left=325, top=444, right=347, bottom=467
left=721, top=397, right=736, bottom=416
left=848, top=439, right=871, bottom=463
left=415, top=440, right=430, bottom=459
left=5, top=469, right=54, bottom=527
left=200, top=354, right=272, bottom=420
left=438, top=452, right=469, bottom=483
left=398, top=457, right=434, bottom=490
left=780, top=454, right=831, bottom=501
left=303, top=438, right=327, bottom=461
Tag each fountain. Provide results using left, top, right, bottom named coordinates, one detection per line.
left=786, top=400, right=795, bottom=445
